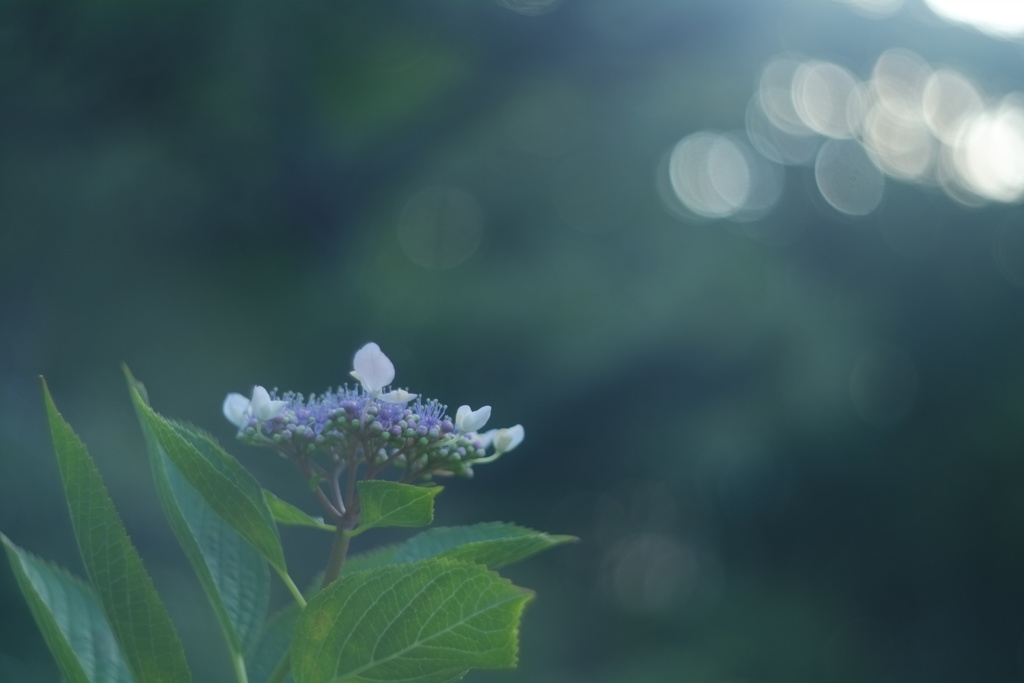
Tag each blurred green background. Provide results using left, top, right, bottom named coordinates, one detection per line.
left=4, top=1, right=1024, bottom=681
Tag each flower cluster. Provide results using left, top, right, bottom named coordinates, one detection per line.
left=222, top=343, right=523, bottom=482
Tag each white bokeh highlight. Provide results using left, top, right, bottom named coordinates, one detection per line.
left=924, top=0, right=1024, bottom=39
left=793, top=60, right=860, bottom=139
left=815, top=139, right=885, bottom=215
left=666, top=132, right=783, bottom=221
left=663, top=44, right=1024, bottom=231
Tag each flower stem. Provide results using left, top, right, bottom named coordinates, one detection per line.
left=277, top=569, right=307, bottom=609
left=231, top=649, right=250, bottom=683
left=292, top=455, right=342, bottom=521
left=322, top=456, right=360, bottom=586
left=322, top=526, right=352, bottom=587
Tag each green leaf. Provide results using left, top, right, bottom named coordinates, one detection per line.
left=1, top=534, right=133, bottom=683
left=126, top=370, right=269, bottom=658
left=355, top=480, right=440, bottom=533
left=338, top=523, right=575, bottom=578
left=338, top=545, right=400, bottom=575
left=343, top=523, right=577, bottom=574
left=264, top=490, right=335, bottom=532
left=42, top=379, right=192, bottom=683
left=126, top=379, right=287, bottom=576
left=246, top=604, right=300, bottom=683
left=394, top=522, right=577, bottom=569
left=291, top=558, right=531, bottom=683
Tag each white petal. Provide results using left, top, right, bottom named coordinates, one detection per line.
left=493, top=424, right=525, bottom=453
left=352, top=342, right=395, bottom=394
left=379, top=389, right=418, bottom=404
left=477, top=429, right=497, bottom=449
left=264, top=405, right=287, bottom=420
left=455, top=405, right=491, bottom=434
left=250, top=385, right=287, bottom=421
left=223, top=393, right=251, bottom=429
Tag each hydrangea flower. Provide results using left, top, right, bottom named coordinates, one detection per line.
left=350, top=342, right=394, bottom=395
left=477, top=424, right=525, bottom=461
left=223, top=393, right=249, bottom=429
left=222, top=343, right=521, bottom=483
left=222, top=385, right=287, bottom=429
left=492, top=424, right=525, bottom=453
left=455, top=405, right=491, bottom=434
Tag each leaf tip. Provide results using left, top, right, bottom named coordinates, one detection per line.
left=39, top=377, right=63, bottom=425
left=121, top=365, right=150, bottom=406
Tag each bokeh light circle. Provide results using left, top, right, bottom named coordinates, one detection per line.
left=924, top=0, right=1024, bottom=39
left=923, top=69, right=983, bottom=145
left=952, top=97, right=1024, bottom=203
left=666, top=132, right=784, bottom=220
left=863, top=105, right=935, bottom=181
left=668, top=132, right=748, bottom=218
left=814, top=139, right=885, bottom=215
left=871, top=49, right=931, bottom=125
left=759, top=58, right=815, bottom=136
left=792, top=60, right=860, bottom=138
left=745, top=49, right=1024, bottom=210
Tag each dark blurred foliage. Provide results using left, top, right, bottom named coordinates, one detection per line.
left=3, top=2, right=1024, bottom=681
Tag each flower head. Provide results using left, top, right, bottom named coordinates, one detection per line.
left=226, top=342, right=519, bottom=481
left=455, top=404, right=491, bottom=434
